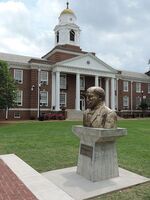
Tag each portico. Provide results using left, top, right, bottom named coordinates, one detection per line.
left=51, top=56, right=117, bottom=112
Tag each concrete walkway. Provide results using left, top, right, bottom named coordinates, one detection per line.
left=0, top=154, right=149, bottom=200
left=0, top=154, right=74, bottom=200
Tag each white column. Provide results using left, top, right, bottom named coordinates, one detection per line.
left=111, top=78, right=115, bottom=110
left=51, top=72, right=56, bottom=110
left=55, top=71, right=60, bottom=111
left=99, top=77, right=102, bottom=87
left=95, top=75, right=99, bottom=87
left=76, top=73, right=80, bottom=110
left=105, top=78, right=109, bottom=107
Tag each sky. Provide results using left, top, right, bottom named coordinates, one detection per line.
left=0, top=0, right=150, bottom=73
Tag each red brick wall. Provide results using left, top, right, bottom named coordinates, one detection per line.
left=66, top=74, right=76, bottom=109
left=47, top=52, right=78, bottom=63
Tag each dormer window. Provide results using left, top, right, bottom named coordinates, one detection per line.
left=70, top=30, right=75, bottom=41
left=56, top=31, right=59, bottom=43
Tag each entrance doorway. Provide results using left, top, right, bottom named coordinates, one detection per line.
left=80, top=95, right=85, bottom=111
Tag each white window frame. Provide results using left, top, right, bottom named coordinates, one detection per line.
left=14, top=69, right=23, bottom=84
left=16, top=90, right=23, bottom=106
left=136, top=82, right=141, bottom=93
left=60, top=92, right=67, bottom=107
left=148, top=83, right=150, bottom=94
left=136, top=96, right=141, bottom=109
left=60, top=74, right=67, bottom=89
left=123, top=81, right=128, bottom=92
left=123, top=96, right=129, bottom=108
left=14, top=112, right=20, bottom=119
left=40, top=91, right=48, bottom=106
left=80, top=76, right=85, bottom=90
left=40, top=71, right=48, bottom=85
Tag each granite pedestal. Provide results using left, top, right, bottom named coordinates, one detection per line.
left=72, top=125, right=127, bottom=182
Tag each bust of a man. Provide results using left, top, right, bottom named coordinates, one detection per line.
left=83, top=86, right=117, bottom=128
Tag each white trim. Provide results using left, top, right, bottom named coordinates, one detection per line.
left=76, top=73, right=80, bottom=110
left=123, top=81, right=129, bottom=92
left=60, top=73, right=67, bottom=89
left=116, top=76, right=150, bottom=83
left=53, top=66, right=116, bottom=78
left=40, top=91, right=48, bottom=107
left=56, top=53, right=117, bottom=73
left=60, top=92, right=67, bottom=107
left=136, top=82, right=141, bottom=93
left=14, top=112, right=21, bottom=119
left=16, top=90, right=23, bottom=106
left=42, top=48, right=84, bottom=59
left=95, top=75, right=99, bottom=87
left=123, top=96, right=129, bottom=108
left=40, top=71, right=48, bottom=85
left=14, top=69, right=23, bottom=84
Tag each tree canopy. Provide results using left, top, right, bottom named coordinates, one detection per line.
left=0, top=60, right=17, bottom=109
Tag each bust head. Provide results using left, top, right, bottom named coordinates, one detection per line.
left=86, top=86, right=105, bottom=110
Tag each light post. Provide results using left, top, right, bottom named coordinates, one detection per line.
left=38, top=83, right=41, bottom=120
left=141, top=90, right=144, bottom=104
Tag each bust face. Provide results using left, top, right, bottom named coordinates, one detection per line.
left=86, top=91, right=100, bottom=110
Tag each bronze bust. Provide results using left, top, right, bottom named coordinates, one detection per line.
left=83, top=86, right=117, bottom=128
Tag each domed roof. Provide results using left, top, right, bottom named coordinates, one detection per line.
left=60, top=2, right=75, bottom=16
left=60, top=8, right=74, bottom=15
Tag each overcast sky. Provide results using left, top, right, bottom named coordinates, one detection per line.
left=0, top=0, right=150, bottom=73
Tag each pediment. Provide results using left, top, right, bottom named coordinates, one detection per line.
left=56, top=53, right=117, bottom=73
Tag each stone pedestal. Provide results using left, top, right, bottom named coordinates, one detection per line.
left=72, top=125, right=127, bottom=182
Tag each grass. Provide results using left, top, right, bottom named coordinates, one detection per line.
left=0, top=119, right=149, bottom=199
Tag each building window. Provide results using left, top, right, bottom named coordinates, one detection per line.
left=16, top=90, right=23, bottom=106
left=136, top=82, right=141, bottom=93
left=60, top=92, right=67, bottom=107
left=136, top=97, right=141, bottom=109
left=123, top=96, right=129, bottom=108
left=56, top=31, right=59, bottom=43
left=123, top=81, right=128, bottom=92
left=40, top=71, right=48, bottom=85
left=70, top=30, right=75, bottom=41
left=80, top=76, right=85, bottom=90
left=14, top=112, right=20, bottom=119
left=14, top=69, right=23, bottom=84
left=148, top=83, right=150, bottom=94
left=60, top=74, right=67, bottom=89
left=40, top=91, right=48, bottom=106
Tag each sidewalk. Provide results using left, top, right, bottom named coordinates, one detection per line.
left=0, top=154, right=74, bottom=200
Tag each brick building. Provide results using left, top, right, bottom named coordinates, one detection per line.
left=0, top=5, right=150, bottom=120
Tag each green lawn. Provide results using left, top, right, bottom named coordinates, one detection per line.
left=0, top=119, right=149, bottom=200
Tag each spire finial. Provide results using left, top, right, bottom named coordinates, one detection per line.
left=66, top=1, right=69, bottom=9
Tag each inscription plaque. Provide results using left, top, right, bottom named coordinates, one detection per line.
left=80, top=144, right=93, bottom=158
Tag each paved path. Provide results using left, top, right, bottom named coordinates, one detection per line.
left=0, top=159, right=38, bottom=200
left=0, top=154, right=74, bottom=200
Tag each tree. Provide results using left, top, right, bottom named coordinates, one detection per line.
left=0, top=60, right=17, bottom=118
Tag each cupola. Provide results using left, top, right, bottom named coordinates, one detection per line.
left=54, top=2, right=81, bottom=47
